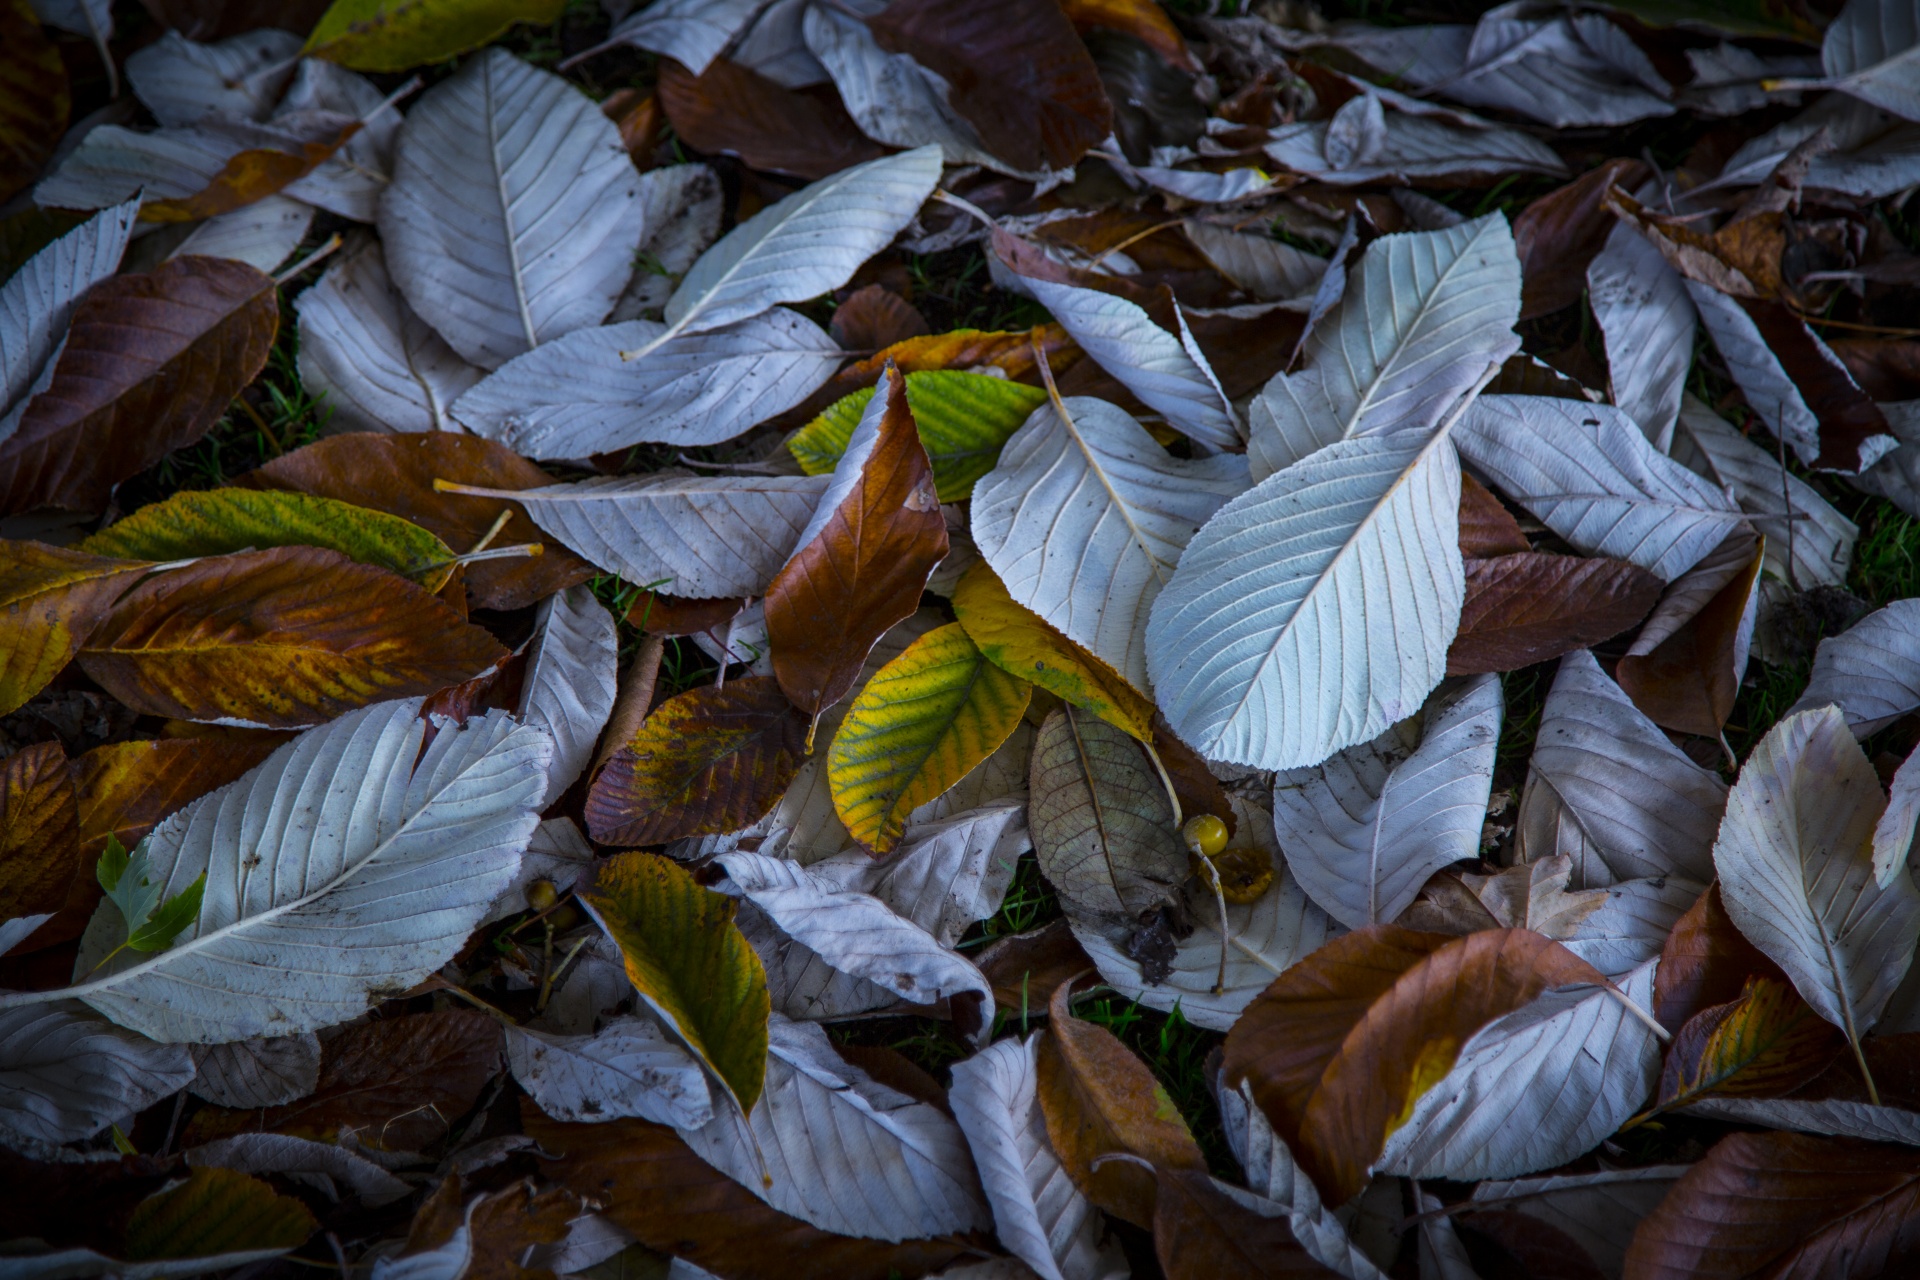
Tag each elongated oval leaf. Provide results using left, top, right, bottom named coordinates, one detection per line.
left=1588, top=212, right=1694, bottom=449
left=1148, top=429, right=1464, bottom=771
left=0, top=1002, right=194, bottom=1145
left=519, top=585, right=617, bottom=809
left=304, top=0, right=566, bottom=71
left=377, top=48, right=643, bottom=369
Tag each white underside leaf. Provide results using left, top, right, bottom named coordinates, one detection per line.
left=123, top=29, right=301, bottom=127
left=185, top=1133, right=411, bottom=1206
left=0, top=199, right=138, bottom=436
left=603, top=0, right=765, bottom=75
left=188, top=1032, right=320, bottom=1109
left=1558, top=876, right=1702, bottom=977
left=519, top=587, right=618, bottom=809
left=1467, top=1165, right=1687, bottom=1279
left=1264, top=110, right=1565, bottom=185
left=1680, top=1095, right=1920, bottom=1146
left=506, top=1015, right=712, bottom=1128
left=169, top=195, right=314, bottom=274
left=0, top=1004, right=194, bottom=1148
left=1587, top=212, right=1694, bottom=451
left=1789, top=599, right=1920, bottom=735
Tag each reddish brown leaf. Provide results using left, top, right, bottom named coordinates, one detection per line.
left=1035, top=979, right=1207, bottom=1227
left=0, top=541, right=148, bottom=718
left=1059, top=0, right=1198, bottom=71
left=0, top=256, right=278, bottom=515
left=0, top=0, right=68, bottom=205
left=0, top=741, right=79, bottom=929
left=1608, top=190, right=1787, bottom=301
left=601, top=87, right=664, bottom=158
left=1737, top=299, right=1895, bottom=473
left=1511, top=158, right=1649, bottom=319
left=1653, top=883, right=1786, bottom=1034
left=765, top=366, right=949, bottom=731
left=1151, top=1166, right=1340, bottom=1278
left=1222, top=927, right=1604, bottom=1204
left=184, top=1010, right=501, bottom=1151
left=976, top=918, right=1095, bottom=1013
left=394, top=1175, right=578, bottom=1280
left=1448, top=553, right=1663, bottom=675
left=658, top=57, right=886, bottom=181
left=76, top=546, right=508, bottom=729
left=1622, top=1132, right=1920, bottom=1279
left=1616, top=537, right=1765, bottom=738
left=523, top=1104, right=975, bottom=1279
left=1832, top=338, right=1920, bottom=403
left=869, top=0, right=1112, bottom=173
left=1459, top=473, right=1532, bottom=558
left=243, top=432, right=595, bottom=611
left=831, top=284, right=932, bottom=352
left=140, top=121, right=360, bottom=223
left=1655, top=976, right=1846, bottom=1112
left=626, top=590, right=745, bottom=638
left=584, top=676, right=808, bottom=847
left=1460, top=1210, right=1609, bottom=1280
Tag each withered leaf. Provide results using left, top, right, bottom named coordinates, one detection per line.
left=1513, top=158, right=1649, bottom=319
left=585, top=676, right=808, bottom=847
left=1616, top=536, right=1765, bottom=737
left=1149, top=1166, right=1340, bottom=1279
left=1654, top=883, right=1787, bottom=1035
left=390, top=1174, right=577, bottom=1280
left=72, top=733, right=281, bottom=862
left=0, top=741, right=79, bottom=933
left=0, top=541, right=149, bottom=717
left=0, top=256, right=278, bottom=515
left=1449, top=553, right=1664, bottom=675
left=658, top=56, right=886, bottom=182
left=1655, top=976, right=1846, bottom=1114
left=139, top=120, right=361, bottom=224
left=1736, top=298, right=1895, bottom=473
left=76, top=546, right=508, bottom=729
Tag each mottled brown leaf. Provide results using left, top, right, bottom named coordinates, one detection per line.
left=1448, top=553, right=1663, bottom=675
left=1653, top=883, right=1786, bottom=1034
left=0, top=0, right=68, bottom=205
left=584, top=676, right=808, bottom=847
left=72, top=734, right=281, bottom=861
left=0, top=741, right=79, bottom=928
left=243, top=432, right=595, bottom=611
left=523, top=1104, right=975, bottom=1279
left=1654, top=976, right=1845, bottom=1113
left=140, top=121, right=360, bottom=223
left=77, top=546, right=508, bottom=729
left=831, top=284, right=931, bottom=352
left=1512, top=159, right=1649, bottom=319
left=766, top=366, right=949, bottom=731
left=0, top=256, right=278, bottom=515
left=0, top=541, right=149, bottom=717
left=658, top=56, right=886, bottom=182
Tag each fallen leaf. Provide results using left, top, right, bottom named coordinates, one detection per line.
left=1513, top=158, right=1649, bottom=318
left=139, top=119, right=361, bottom=223
left=302, top=0, right=567, bottom=72
left=1654, top=975, right=1847, bottom=1114
left=1449, top=553, right=1663, bottom=675
left=0, top=0, right=68, bottom=206
left=189, top=1033, right=323, bottom=1110
left=121, top=1166, right=315, bottom=1262
left=1789, top=598, right=1920, bottom=735
left=388, top=1174, right=578, bottom=1280
left=0, top=1003, right=194, bottom=1147
left=1458, top=472, right=1531, bottom=557
left=658, top=55, right=887, bottom=182
left=1616, top=533, right=1765, bottom=737
left=0, top=742, right=78, bottom=945
left=1654, top=883, right=1787, bottom=1034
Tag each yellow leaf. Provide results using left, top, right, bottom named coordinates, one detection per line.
left=828, top=622, right=1031, bottom=855
left=0, top=540, right=148, bottom=717
left=580, top=852, right=771, bottom=1112
left=951, top=561, right=1155, bottom=740
left=302, top=0, right=568, bottom=72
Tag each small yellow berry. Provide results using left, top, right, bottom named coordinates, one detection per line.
left=1183, top=813, right=1229, bottom=858
left=525, top=878, right=560, bottom=913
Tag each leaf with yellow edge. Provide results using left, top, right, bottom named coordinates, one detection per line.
left=828, top=622, right=1031, bottom=856
left=81, top=489, right=458, bottom=592
left=790, top=370, right=1047, bottom=502
left=951, top=561, right=1155, bottom=740
left=302, top=0, right=568, bottom=72
left=579, top=851, right=771, bottom=1113
left=0, top=541, right=148, bottom=717
left=123, top=1167, right=316, bottom=1260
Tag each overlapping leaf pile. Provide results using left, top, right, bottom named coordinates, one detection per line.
left=6, top=0, right=1920, bottom=1275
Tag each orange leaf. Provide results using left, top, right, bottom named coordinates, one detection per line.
left=140, top=121, right=361, bottom=223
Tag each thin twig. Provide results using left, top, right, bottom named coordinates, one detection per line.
left=274, top=234, right=343, bottom=287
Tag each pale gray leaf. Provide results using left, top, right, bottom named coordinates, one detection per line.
left=124, top=30, right=301, bottom=127
left=452, top=309, right=841, bottom=457
left=186, top=1133, right=411, bottom=1206
left=1325, top=92, right=1386, bottom=169
left=35, top=121, right=242, bottom=210
left=11, top=701, right=551, bottom=1044
left=29, top=0, right=110, bottom=42
left=808, top=798, right=1027, bottom=948
left=733, top=0, right=829, bottom=88
left=1713, top=704, right=1920, bottom=1036
left=1468, top=1166, right=1686, bottom=1280
left=0, top=915, right=51, bottom=958
left=1790, top=599, right=1920, bottom=734
left=1559, top=876, right=1702, bottom=978
left=1184, top=221, right=1326, bottom=301
left=8, top=1247, right=296, bottom=1278
left=272, top=61, right=398, bottom=224
left=521, top=587, right=618, bottom=808
left=972, top=396, right=1247, bottom=690
left=534, top=932, right=631, bottom=1035
left=678, top=1014, right=991, bottom=1241
left=0, top=1003, right=193, bottom=1147
left=1263, top=110, right=1565, bottom=186
left=378, top=49, right=645, bottom=369
left=506, top=1015, right=712, bottom=1128
left=1718, top=94, right=1920, bottom=199
left=1682, top=1095, right=1920, bottom=1145
left=1148, top=430, right=1464, bottom=771
left=609, top=164, right=725, bottom=322
left=1456, top=394, right=1746, bottom=580
left=0, top=199, right=137, bottom=436
left=169, top=194, right=313, bottom=273
left=604, top=0, right=766, bottom=75
left=1875, top=746, right=1920, bottom=886
left=1824, top=0, right=1920, bottom=121
left=189, top=1033, right=320, bottom=1108
left=508, top=471, right=828, bottom=600
left=1376, top=961, right=1662, bottom=1183
left=1514, top=650, right=1727, bottom=888
left=948, top=1035, right=1126, bottom=1280
left=1848, top=399, right=1920, bottom=517
left=483, top=818, right=595, bottom=930
left=1588, top=213, right=1694, bottom=450
left=295, top=239, right=484, bottom=434
left=1274, top=674, right=1500, bottom=930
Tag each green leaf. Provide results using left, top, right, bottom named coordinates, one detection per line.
left=97, top=834, right=204, bottom=956
left=789, top=369, right=1047, bottom=502
left=302, top=0, right=570, bottom=72
left=79, top=489, right=458, bottom=591
left=130, top=873, right=205, bottom=952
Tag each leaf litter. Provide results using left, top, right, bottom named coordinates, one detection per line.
left=6, top=0, right=1920, bottom=1276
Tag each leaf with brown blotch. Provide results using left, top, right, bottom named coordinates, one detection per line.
left=1513, top=158, right=1649, bottom=319
left=1622, top=1131, right=1920, bottom=1280
left=139, top=121, right=362, bottom=224
left=242, top=432, right=595, bottom=611
left=1606, top=190, right=1788, bottom=301
left=1148, top=1166, right=1342, bottom=1279
left=1653, top=883, right=1787, bottom=1034
left=657, top=57, right=886, bottom=182
left=1448, top=553, right=1664, bottom=675
left=0, top=0, right=69, bottom=206
left=0, top=256, right=279, bottom=516
left=521, top=1104, right=976, bottom=1280
left=1616, top=537, right=1765, bottom=738
left=1222, top=926, right=1606, bottom=1205
left=766, top=366, right=949, bottom=736
left=76, top=546, right=509, bottom=730
left=183, top=1010, right=501, bottom=1151
left=1036, top=979, right=1207, bottom=1227
left=1459, top=472, right=1531, bottom=558
left=0, top=742, right=80, bottom=937
left=584, top=676, right=808, bottom=847
left=868, top=0, right=1112, bottom=174
left=1652, top=976, right=1846, bottom=1115
left=0, top=542, right=149, bottom=717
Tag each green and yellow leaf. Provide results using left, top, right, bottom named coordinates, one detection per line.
left=580, top=851, right=771, bottom=1112
left=828, top=621, right=1031, bottom=855
left=0, top=541, right=148, bottom=717
left=789, top=369, right=1046, bottom=502
left=123, top=1167, right=316, bottom=1261
left=1652, top=975, right=1846, bottom=1114
left=302, top=0, right=569, bottom=72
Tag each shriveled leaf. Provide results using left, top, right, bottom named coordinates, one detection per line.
left=1449, top=553, right=1663, bottom=674
left=1654, top=976, right=1846, bottom=1114
left=578, top=851, right=770, bottom=1114
left=1, top=255, right=277, bottom=515
left=974, top=393, right=1247, bottom=692
left=829, top=623, right=1030, bottom=856
left=77, top=546, right=508, bottom=729
left=303, top=0, right=566, bottom=71
left=0, top=1002, right=194, bottom=1147
left=79, top=488, right=458, bottom=591
left=1790, top=599, right=1920, bottom=734
left=506, top=1016, right=712, bottom=1129
left=189, top=1034, right=321, bottom=1110
left=1273, top=674, right=1500, bottom=930
left=584, top=677, right=808, bottom=847
left=519, top=586, right=617, bottom=809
